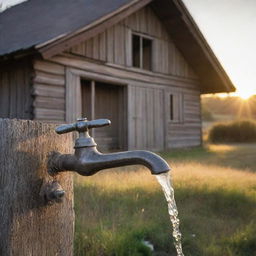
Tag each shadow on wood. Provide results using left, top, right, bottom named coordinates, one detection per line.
left=0, top=119, right=74, bottom=256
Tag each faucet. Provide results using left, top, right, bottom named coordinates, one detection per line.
left=48, top=118, right=170, bottom=176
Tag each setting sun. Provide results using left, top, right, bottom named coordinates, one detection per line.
left=238, top=90, right=253, bottom=100
left=236, top=87, right=255, bottom=100
left=215, top=87, right=255, bottom=100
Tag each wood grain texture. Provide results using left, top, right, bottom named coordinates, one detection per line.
left=0, top=119, right=74, bottom=256
left=68, top=5, right=198, bottom=79
left=32, top=60, right=66, bottom=122
left=128, top=86, right=164, bottom=151
left=34, top=71, right=65, bottom=86
left=66, top=68, right=82, bottom=123
left=52, top=54, right=199, bottom=90
left=37, top=4, right=202, bottom=150
left=32, top=84, right=65, bottom=98
left=167, top=90, right=202, bottom=148
left=0, top=59, right=33, bottom=119
left=60, top=63, right=201, bottom=151
left=39, top=0, right=153, bottom=58
left=34, top=60, right=65, bottom=75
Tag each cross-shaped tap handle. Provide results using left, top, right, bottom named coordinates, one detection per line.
left=55, top=118, right=111, bottom=135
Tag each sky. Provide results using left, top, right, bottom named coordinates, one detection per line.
left=0, top=0, right=25, bottom=10
left=182, top=0, right=256, bottom=98
left=1, top=0, right=256, bottom=98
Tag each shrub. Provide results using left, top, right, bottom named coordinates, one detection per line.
left=208, top=120, right=256, bottom=143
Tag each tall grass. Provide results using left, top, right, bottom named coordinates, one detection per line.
left=74, top=144, right=256, bottom=255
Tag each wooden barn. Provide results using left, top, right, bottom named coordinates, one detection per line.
left=0, top=0, right=235, bottom=151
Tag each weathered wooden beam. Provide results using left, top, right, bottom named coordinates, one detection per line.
left=34, top=60, right=65, bottom=75
left=34, top=71, right=65, bottom=86
left=32, top=84, right=65, bottom=98
left=0, top=119, right=74, bottom=256
left=52, top=54, right=200, bottom=90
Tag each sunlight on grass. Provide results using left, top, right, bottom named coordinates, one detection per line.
left=173, top=162, right=256, bottom=193
left=74, top=144, right=256, bottom=255
left=75, top=167, right=158, bottom=192
left=207, top=143, right=236, bottom=153
left=75, top=162, right=256, bottom=195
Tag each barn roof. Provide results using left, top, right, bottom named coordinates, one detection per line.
left=0, top=0, right=133, bottom=56
left=0, top=0, right=235, bottom=93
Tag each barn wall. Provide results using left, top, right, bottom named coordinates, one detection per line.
left=42, top=54, right=201, bottom=149
left=128, top=81, right=201, bottom=149
left=128, top=84, right=165, bottom=151
left=167, top=91, right=201, bottom=148
left=32, top=4, right=202, bottom=149
left=32, top=60, right=66, bottom=123
left=0, top=59, right=33, bottom=119
left=67, top=6, right=197, bottom=79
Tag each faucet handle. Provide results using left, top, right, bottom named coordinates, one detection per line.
left=86, top=119, right=111, bottom=130
left=55, top=118, right=111, bottom=135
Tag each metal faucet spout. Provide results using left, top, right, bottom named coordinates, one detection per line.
left=90, top=149, right=170, bottom=175
left=49, top=118, right=170, bottom=176
left=50, top=147, right=170, bottom=176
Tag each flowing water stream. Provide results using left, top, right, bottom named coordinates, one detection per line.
left=156, top=172, right=184, bottom=256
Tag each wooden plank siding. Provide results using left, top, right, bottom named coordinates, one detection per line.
left=44, top=50, right=201, bottom=149
left=167, top=91, right=202, bottom=148
left=127, top=85, right=165, bottom=151
left=67, top=6, right=198, bottom=79
left=0, top=59, right=33, bottom=119
left=32, top=60, right=66, bottom=123
left=31, top=5, right=202, bottom=149
left=47, top=54, right=201, bottom=149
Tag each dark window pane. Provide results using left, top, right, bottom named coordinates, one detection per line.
left=170, top=94, right=174, bottom=120
left=132, top=34, right=140, bottom=68
left=142, top=38, right=152, bottom=70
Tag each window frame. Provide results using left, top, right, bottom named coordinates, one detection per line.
left=132, top=32, right=153, bottom=71
left=168, top=92, right=184, bottom=124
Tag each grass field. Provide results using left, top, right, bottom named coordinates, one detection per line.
left=74, top=144, right=256, bottom=256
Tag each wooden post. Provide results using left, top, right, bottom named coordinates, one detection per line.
left=0, top=119, right=74, bottom=256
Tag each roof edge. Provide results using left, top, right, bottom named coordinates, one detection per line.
left=150, top=0, right=235, bottom=94
left=175, top=0, right=235, bottom=93
left=38, top=0, right=152, bottom=58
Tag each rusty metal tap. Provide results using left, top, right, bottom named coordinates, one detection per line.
left=48, top=118, right=170, bottom=176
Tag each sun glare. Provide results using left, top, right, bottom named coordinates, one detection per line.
left=237, top=90, right=254, bottom=100
left=215, top=89, right=256, bottom=100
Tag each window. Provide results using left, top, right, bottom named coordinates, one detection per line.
left=170, top=94, right=174, bottom=121
left=169, top=93, right=183, bottom=123
left=132, top=34, right=152, bottom=71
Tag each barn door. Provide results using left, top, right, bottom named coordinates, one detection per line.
left=129, top=86, right=165, bottom=151
left=81, top=79, right=126, bottom=151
